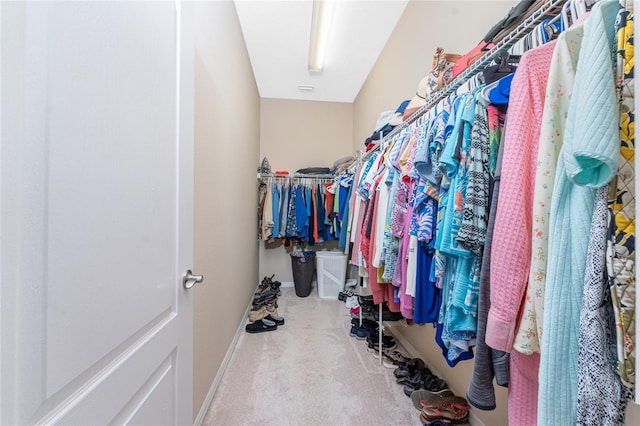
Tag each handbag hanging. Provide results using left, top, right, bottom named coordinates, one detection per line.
left=403, top=47, right=460, bottom=121
left=451, top=41, right=495, bottom=79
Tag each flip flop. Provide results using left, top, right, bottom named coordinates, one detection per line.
left=410, top=389, right=455, bottom=411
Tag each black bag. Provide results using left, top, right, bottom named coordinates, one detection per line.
left=482, top=0, right=537, bottom=43
left=296, top=167, right=332, bottom=175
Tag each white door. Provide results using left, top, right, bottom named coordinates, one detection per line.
left=1, top=1, right=195, bottom=424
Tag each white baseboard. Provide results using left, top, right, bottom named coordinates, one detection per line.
left=386, top=328, right=485, bottom=426
left=193, top=291, right=254, bottom=425
left=280, top=281, right=317, bottom=289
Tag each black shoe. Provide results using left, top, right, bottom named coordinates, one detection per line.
left=402, top=368, right=435, bottom=396
left=394, top=358, right=426, bottom=379
left=358, top=295, right=375, bottom=307
left=367, top=339, right=397, bottom=352
left=349, top=325, right=359, bottom=337
left=351, top=317, right=379, bottom=329
left=265, top=314, right=284, bottom=326
left=245, top=319, right=277, bottom=333
left=423, top=374, right=448, bottom=392
left=366, top=334, right=395, bottom=345
left=356, top=326, right=377, bottom=340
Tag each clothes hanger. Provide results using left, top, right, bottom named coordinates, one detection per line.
left=483, top=49, right=518, bottom=84
left=573, top=0, right=588, bottom=19
left=532, top=24, right=544, bottom=47
left=543, top=15, right=562, bottom=41
left=562, top=1, right=574, bottom=29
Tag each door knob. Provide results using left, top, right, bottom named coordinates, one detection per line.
left=183, top=269, right=204, bottom=289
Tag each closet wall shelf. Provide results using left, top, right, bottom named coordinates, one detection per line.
left=361, top=0, right=566, bottom=162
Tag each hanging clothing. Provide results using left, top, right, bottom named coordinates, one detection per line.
left=467, top=115, right=509, bottom=411
left=262, top=185, right=273, bottom=241
left=486, top=40, right=556, bottom=354
left=608, top=3, right=636, bottom=390
left=576, top=186, right=633, bottom=425
left=271, top=184, right=281, bottom=239
left=540, top=2, right=621, bottom=424
left=516, top=15, right=588, bottom=356
left=487, top=37, right=557, bottom=426
left=457, top=95, right=490, bottom=255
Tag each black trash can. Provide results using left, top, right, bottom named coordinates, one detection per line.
left=291, top=251, right=315, bottom=297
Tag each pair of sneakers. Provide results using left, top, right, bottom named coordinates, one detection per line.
left=349, top=318, right=378, bottom=340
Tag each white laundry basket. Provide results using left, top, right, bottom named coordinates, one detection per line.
left=315, top=251, right=348, bottom=299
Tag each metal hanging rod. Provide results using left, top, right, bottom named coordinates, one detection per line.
left=365, top=0, right=567, bottom=154
left=258, top=173, right=335, bottom=180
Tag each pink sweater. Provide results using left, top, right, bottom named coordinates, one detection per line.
left=486, top=41, right=556, bottom=351
left=485, top=41, right=556, bottom=426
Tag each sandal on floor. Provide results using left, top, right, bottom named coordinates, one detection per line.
left=421, top=396, right=470, bottom=422
left=410, top=389, right=455, bottom=411
left=394, top=358, right=426, bottom=379
left=245, top=319, right=277, bottom=333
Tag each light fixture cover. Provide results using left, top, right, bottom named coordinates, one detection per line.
left=308, top=0, right=335, bottom=73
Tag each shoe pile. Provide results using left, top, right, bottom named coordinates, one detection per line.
left=245, top=275, right=285, bottom=334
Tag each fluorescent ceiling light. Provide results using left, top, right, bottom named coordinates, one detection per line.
left=308, top=0, right=335, bottom=73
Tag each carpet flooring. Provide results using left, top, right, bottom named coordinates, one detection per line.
left=203, top=286, right=421, bottom=426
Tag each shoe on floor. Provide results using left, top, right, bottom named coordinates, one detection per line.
left=265, top=314, right=284, bottom=326
left=248, top=306, right=267, bottom=322
left=423, top=374, right=449, bottom=392
left=366, top=339, right=396, bottom=352
left=356, top=327, right=377, bottom=340
left=410, top=389, right=455, bottom=411
left=366, top=334, right=395, bottom=345
left=245, top=318, right=277, bottom=333
left=420, top=395, right=470, bottom=423
left=350, top=317, right=378, bottom=329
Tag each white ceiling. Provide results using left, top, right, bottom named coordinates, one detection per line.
left=234, top=0, right=409, bottom=103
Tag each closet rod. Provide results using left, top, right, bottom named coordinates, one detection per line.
left=362, top=0, right=566, bottom=158
left=258, top=173, right=335, bottom=180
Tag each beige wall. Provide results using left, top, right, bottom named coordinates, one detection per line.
left=259, top=99, right=353, bottom=282
left=354, top=0, right=517, bottom=153
left=193, top=1, right=260, bottom=420
left=354, top=1, right=517, bottom=425
left=260, top=98, right=354, bottom=172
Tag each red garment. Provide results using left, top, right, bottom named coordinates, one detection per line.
left=324, top=183, right=334, bottom=218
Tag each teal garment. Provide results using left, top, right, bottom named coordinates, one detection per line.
left=435, top=94, right=469, bottom=254
left=443, top=93, right=481, bottom=340
left=438, top=93, right=476, bottom=259
left=539, top=1, right=622, bottom=424
left=439, top=94, right=469, bottom=179
left=272, top=184, right=281, bottom=238
left=448, top=256, right=480, bottom=331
